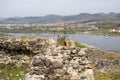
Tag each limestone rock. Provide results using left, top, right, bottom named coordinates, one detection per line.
left=52, top=61, right=63, bottom=69
left=78, top=50, right=86, bottom=57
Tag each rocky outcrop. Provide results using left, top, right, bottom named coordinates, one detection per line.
left=25, top=46, right=94, bottom=80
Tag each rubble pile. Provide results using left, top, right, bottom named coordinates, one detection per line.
left=0, top=37, right=56, bottom=66
left=0, top=37, right=56, bottom=55
left=0, top=37, right=94, bottom=80
left=25, top=46, right=94, bottom=80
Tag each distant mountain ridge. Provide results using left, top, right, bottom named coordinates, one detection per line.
left=0, top=12, right=120, bottom=23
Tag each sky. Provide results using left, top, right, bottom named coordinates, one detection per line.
left=0, top=0, right=120, bottom=18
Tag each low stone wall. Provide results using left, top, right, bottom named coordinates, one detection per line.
left=0, top=37, right=56, bottom=55
left=25, top=46, right=94, bottom=80
left=0, top=37, right=94, bottom=80
left=0, top=37, right=56, bottom=67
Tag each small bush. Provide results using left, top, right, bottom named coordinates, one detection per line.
left=57, top=36, right=66, bottom=46
left=57, top=40, right=65, bottom=46
left=20, top=37, right=28, bottom=43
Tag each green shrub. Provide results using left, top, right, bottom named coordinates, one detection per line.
left=57, top=36, right=66, bottom=46
left=20, top=37, right=28, bottom=43
left=57, top=40, right=65, bottom=46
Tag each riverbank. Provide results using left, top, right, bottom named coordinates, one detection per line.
left=1, top=26, right=120, bottom=37
left=86, top=29, right=120, bottom=37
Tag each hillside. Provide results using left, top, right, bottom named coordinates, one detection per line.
left=0, top=12, right=120, bottom=24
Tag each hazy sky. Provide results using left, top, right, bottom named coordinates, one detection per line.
left=0, top=0, right=120, bottom=18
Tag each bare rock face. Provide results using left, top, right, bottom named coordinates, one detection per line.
left=25, top=45, right=94, bottom=80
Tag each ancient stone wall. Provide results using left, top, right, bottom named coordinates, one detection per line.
left=25, top=44, right=94, bottom=80
left=0, top=37, right=56, bottom=66
left=0, top=37, right=56, bottom=55
left=0, top=37, right=94, bottom=80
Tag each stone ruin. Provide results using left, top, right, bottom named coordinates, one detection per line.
left=0, top=37, right=56, bottom=55
left=0, top=37, right=94, bottom=80
left=24, top=38, right=94, bottom=80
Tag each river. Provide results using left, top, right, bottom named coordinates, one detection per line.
left=9, top=33, right=120, bottom=51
